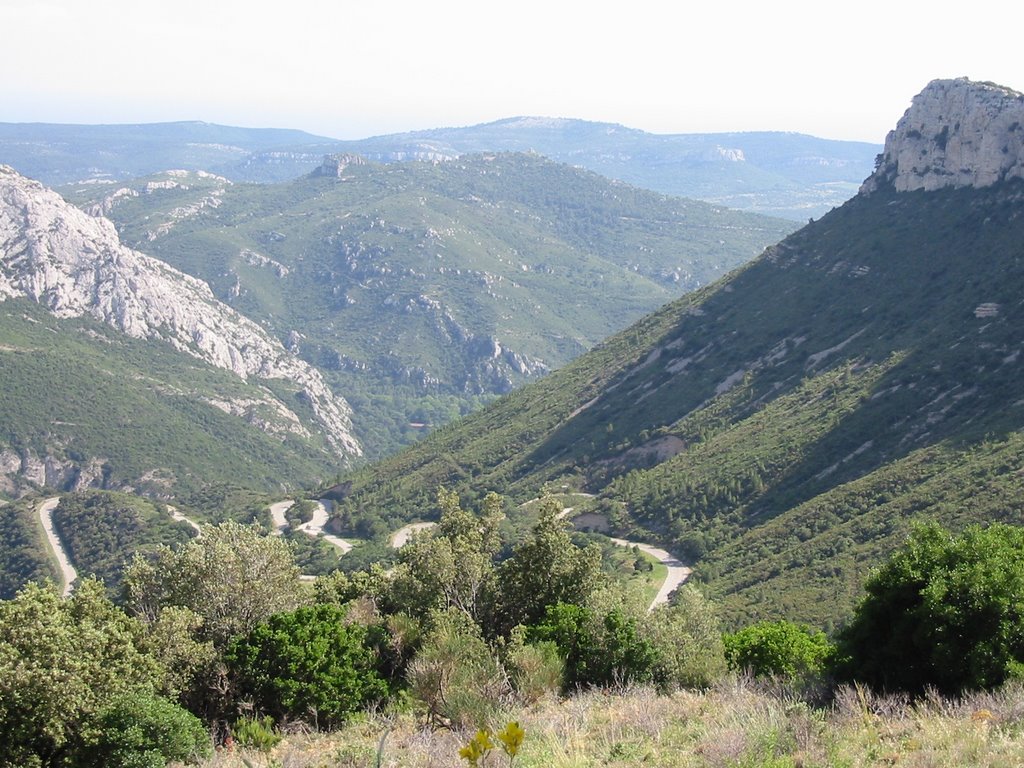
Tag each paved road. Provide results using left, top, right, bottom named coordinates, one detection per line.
left=608, top=537, right=692, bottom=609
left=558, top=507, right=692, bottom=610
left=297, top=500, right=354, bottom=554
left=167, top=504, right=202, bottom=536
left=389, top=521, right=436, bottom=548
left=38, top=496, right=77, bottom=597
left=268, top=499, right=294, bottom=536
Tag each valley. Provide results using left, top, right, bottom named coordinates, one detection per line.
left=5, top=75, right=1024, bottom=768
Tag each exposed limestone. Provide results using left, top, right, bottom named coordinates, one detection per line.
left=315, top=154, right=368, bottom=177
left=862, top=78, right=1024, bottom=194
left=0, top=165, right=361, bottom=458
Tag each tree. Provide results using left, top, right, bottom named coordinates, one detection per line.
left=123, top=521, right=304, bottom=647
left=0, top=579, right=173, bottom=767
left=724, top=619, right=833, bottom=682
left=645, top=585, right=727, bottom=689
left=838, top=522, right=1024, bottom=693
left=386, top=489, right=503, bottom=622
left=495, top=499, right=603, bottom=632
left=226, top=604, right=387, bottom=729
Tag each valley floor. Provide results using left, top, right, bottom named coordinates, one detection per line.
left=190, top=678, right=1024, bottom=767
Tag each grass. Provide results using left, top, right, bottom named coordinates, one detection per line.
left=189, top=678, right=1024, bottom=767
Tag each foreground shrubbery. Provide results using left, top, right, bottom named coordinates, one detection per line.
left=5, top=494, right=1024, bottom=766
left=192, top=679, right=1024, bottom=767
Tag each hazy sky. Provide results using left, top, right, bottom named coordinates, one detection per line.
left=3, top=0, right=1022, bottom=144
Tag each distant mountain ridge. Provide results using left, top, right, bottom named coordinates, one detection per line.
left=326, top=78, right=1024, bottom=629
left=329, top=119, right=880, bottom=219
left=0, top=118, right=879, bottom=220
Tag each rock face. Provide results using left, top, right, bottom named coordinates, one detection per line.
left=0, top=165, right=361, bottom=458
left=862, top=78, right=1024, bottom=194
left=315, top=154, right=367, bottom=177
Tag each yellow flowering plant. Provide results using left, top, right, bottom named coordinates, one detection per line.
left=459, top=722, right=525, bottom=766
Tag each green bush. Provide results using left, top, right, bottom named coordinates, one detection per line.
left=528, top=602, right=657, bottom=689
left=837, top=522, right=1024, bottom=693
left=723, top=619, right=834, bottom=681
left=83, top=693, right=211, bottom=768
left=226, top=604, right=388, bottom=729
left=230, top=715, right=281, bottom=753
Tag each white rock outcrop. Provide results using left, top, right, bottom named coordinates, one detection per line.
left=862, top=78, right=1024, bottom=194
left=0, top=166, right=361, bottom=458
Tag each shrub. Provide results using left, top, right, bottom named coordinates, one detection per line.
left=724, top=619, right=834, bottom=681
left=837, top=522, right=1024, bottom=693
left=503, top=627, right=564, bottom=703
left=231, top=715, right=281, bottom=753
left=406, top=608, right=510, bottom=728
left=645, top=585, right=727, bottom=689
left=529, top=602, right=657, bottom=689
left=83, top=692, right=211, bottom=768
left=226, top=604, right=388, bottom=729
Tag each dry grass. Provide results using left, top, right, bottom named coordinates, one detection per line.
left=188, top=680, right=1024, bottom=767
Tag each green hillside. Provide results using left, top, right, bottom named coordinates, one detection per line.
left=0, top=301, right=340, bottom=499
left=328, top=179, right=1024, bottom=628
left=50, top=491, right=195, bottom=598
left=66, top=154, right=792, bottom=456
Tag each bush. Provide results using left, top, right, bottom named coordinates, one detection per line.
left=406, top=609, right=510, bottom=728
left=837, top=522, right=1024, bottom=694
left=231, top=715, right=281, bottom=753
left=83, top=693, right=211, bottom=768
left=528, top=602, right=657, bottom=689
left=504, top=628, right=565, bottom=703
left=645, top=585, right=727, bottom=689
left=226, top=604, right=388, bottom=729
left=724, top=619, right=834, bottom=682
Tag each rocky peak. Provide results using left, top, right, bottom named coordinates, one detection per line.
left=862, top=78, right=1024, bottom=194
left=0, top=165, right=361, bottom=459
left=315, top=153, right=368, bottom=177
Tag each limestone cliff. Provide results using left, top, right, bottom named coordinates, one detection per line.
left=862, top=78, right=1024, bottom=194
left=0, top=165, right=361, bottom=459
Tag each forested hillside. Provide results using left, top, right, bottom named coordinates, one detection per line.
left=328, top=174, right=1024, bottom=628
left=67, top=153, right=791, bottom=455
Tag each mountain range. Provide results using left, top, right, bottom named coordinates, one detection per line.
left=2, top=77, right=1023, bottom=635
left=61, top=152, right=791, bottom=456
left=0, top=119, right=880, bottom=220
left=326, top=78, right=1024, bottom=629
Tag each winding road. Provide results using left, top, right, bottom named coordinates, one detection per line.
left=30, top=490, right=688, bottom=609
left=296, top=499, right=354, bottom=554
left=609, top=537, right=692, bottom=608
left=37, top=496, right=77, bottom=597
left=557, top=505, right=691, bottom=610
left=268, top=499, right=294, bottom=536
left=389, top=521, right=436, bottom=548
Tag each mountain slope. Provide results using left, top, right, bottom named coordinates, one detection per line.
left=0, top=166, right=362, bottom=496
left=327, top=79, right=1024, bottom=628
left=65, top=153, right=792, bottom=455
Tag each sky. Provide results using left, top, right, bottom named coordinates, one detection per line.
left=2, top=0, right=1022, bottom=145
